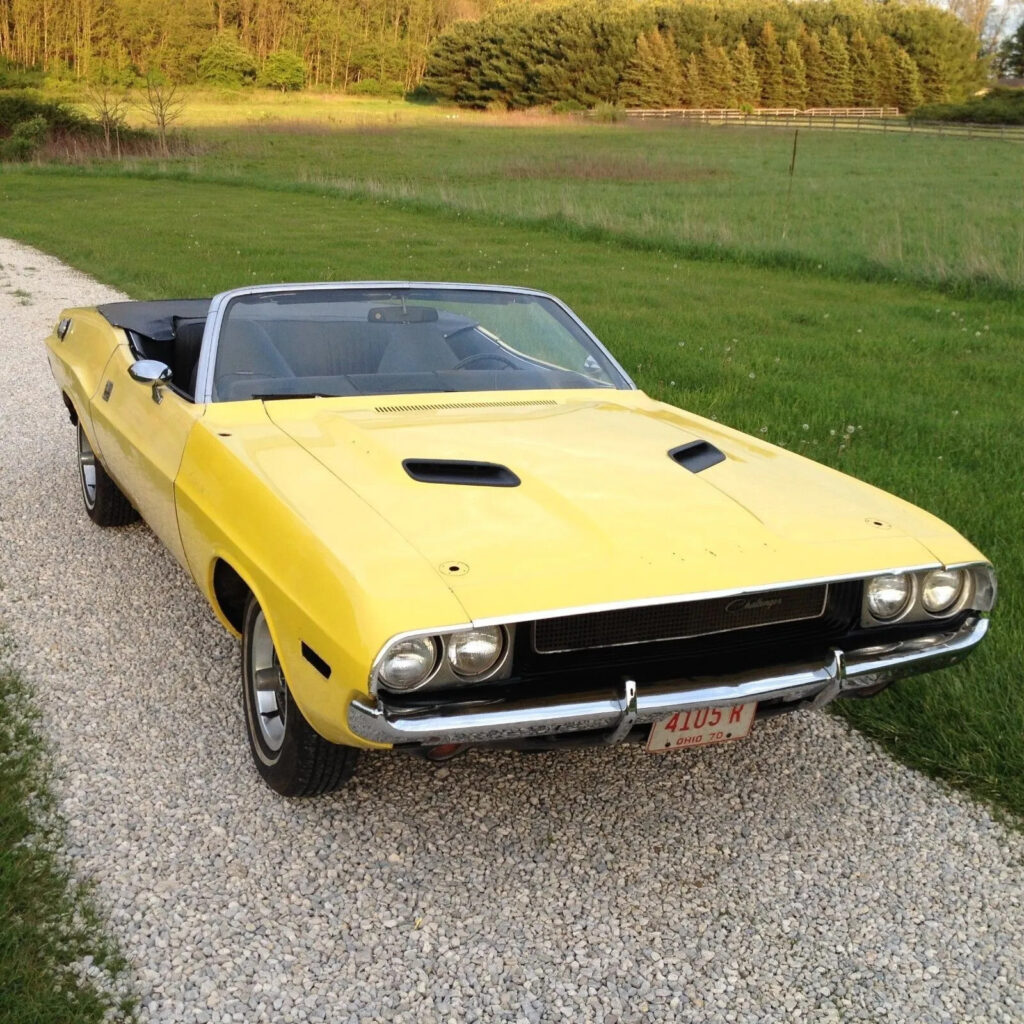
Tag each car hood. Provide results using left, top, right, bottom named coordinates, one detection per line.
left=265, top=390, right=981, bottom=623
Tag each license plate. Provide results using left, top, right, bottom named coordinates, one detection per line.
left=645, top=703, right=756, bottom=754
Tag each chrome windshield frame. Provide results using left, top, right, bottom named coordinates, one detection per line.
left=192, top=281, right=638, bottom=405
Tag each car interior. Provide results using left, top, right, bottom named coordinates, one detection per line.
left=102, top=298, right=612, bottom=403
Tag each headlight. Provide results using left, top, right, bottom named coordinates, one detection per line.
left=447, top=626, right=504, bottom=678
left=866, top=573, right=913, bottom=620
left=921, top=568, right=966, bottom=614
left=379, top=636, right=438, bottom=691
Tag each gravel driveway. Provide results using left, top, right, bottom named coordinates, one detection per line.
left=0, top=237, right=1021, bottom=1024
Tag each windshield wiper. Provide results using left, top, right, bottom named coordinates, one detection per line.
left=254, top=392, right=332, bottom=401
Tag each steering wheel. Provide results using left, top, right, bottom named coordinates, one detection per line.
left=452, top=353, right=518, bottom=371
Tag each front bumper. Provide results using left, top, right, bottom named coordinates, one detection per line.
left=346, top=616, right=988, bottom=747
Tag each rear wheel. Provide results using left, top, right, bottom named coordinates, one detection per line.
left=241, top=596, right=359, bottom=796
left=77, top=423, right=138, bottom=527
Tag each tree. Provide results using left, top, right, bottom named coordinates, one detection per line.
left=198, top=34, right=257, bottom=87
left=699, top=35, right=735, bottom=107
left=996, top=20, right=1024, bottom=76
left=800, top=29, right=828, bottom=107
left=755, top=22, right=784, bottom=107
left=882, top=4, right=985, bottom=102
left=732, top=38, right=760, bottom=108
left=822, top=26, right=853, bottom=106
left=849, top=30, right=877, bottom=106
left=620, top=29, right=684, bottom=108
left=682, top=51, right=705, bottom=107
left=873, top=35, right=900, bottom=108
left=943, top=0, right=1020, bottom=54
left=259, top=49, right=306, bottom=90
left=84, top=83, right=129, bottom=155
left=781, top=38, right=808, bottom=109
left=893, top=46, right=924, bottom=111
left=137, top=74, right=185, bottom=153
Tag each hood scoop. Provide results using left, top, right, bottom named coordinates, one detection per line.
left=403, top=459, right=521, bottom=487
left=669, top=440, right=726, bottom=473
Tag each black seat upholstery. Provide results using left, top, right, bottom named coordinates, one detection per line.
left=171, top=317, right=206, bottom=398
left=214, top=319, right=296, bottom=400
left=377, top=325, right=459, bottom=374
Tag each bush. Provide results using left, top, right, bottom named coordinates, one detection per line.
left=258, top=50, right=306, bottom=91
left=198, top=36, right=257, bottom=88
left=0, top=114, right=48, bottom=161
left=551, top=98, right=587, bottom=113
left=910, top=88, right=1024, bottom=125
left=0, top=58, right=44, bottom=90
left=591, top=101, right=625, bottom=123
left=404, top=83, right=437, bottom=105
left=349, top=78, right=404, bottom=97
left=0, top=91, right=94, bottom=136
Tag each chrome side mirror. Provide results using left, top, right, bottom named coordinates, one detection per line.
left=129, top=360, right=173, bottom=403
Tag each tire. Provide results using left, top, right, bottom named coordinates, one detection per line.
left=241, top=596, right=359, bottom=796
left=77, top=423, right=139, bottom=527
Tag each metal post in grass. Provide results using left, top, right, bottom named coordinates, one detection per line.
left=783, top=129, right=799, bottom=240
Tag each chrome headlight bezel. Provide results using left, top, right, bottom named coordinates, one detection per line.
left=374, top=625, right=513, bottom=695
left=861, top=563, right=992, bottom=628
left=377, top=635, right=439, bottom=692
left=447, top=626, right=506, bottom=679
left=865, top=573, right=915, bottom=622
left=921, top=568, right=967, bottom=615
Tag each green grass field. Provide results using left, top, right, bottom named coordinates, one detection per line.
left=79, top=111, right=1024, bottom=296
left=1, top=113, right=1021, bottom=830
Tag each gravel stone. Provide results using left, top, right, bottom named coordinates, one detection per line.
left=0, top=237, right=1022, bottom=1023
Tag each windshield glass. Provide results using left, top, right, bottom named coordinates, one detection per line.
left=211, top=287, right=627, bottom=401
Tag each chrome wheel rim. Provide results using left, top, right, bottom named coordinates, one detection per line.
left=77, top=424, right=97, bottom=510
left=249, top=609, right=287, bottom=752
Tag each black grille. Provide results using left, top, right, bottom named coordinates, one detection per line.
left=533, top=584, right=829, bottom=654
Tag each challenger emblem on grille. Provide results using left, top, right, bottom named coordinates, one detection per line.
left=532, top=585, right=829, bottom=654
left=725, top=597, right=783, bottom=613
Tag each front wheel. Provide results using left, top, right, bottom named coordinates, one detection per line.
left=241, top=597, right=359, bottom=796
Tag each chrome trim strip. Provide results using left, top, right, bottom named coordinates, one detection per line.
left=348, top=617, right=988, bottom=747
left=468, top=563, right=942, bottom=629
left=195, top=281, right=637, bottom=404
left=531, top=584, right=830, bottom=654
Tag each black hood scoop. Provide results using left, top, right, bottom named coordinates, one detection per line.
left=668, top=440, right=726, bottom=473
left=403, top=459, right=521, bottom=487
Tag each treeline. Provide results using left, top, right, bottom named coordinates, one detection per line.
left=0, top=0, right=491, bottom=92
left=423, top=1, right=985, bottom=110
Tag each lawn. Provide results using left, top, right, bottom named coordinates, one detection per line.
left=73, top=110, right=1024, bottom=296
left=2, top=155, right=1020, bottom=823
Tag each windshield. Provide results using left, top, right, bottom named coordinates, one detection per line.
left=211, top=287, right=627, bottom=401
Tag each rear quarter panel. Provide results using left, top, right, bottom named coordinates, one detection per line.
left=44, top=308, right=125, bottom=451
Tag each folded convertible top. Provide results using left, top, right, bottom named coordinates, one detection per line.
left=97, top=299, right=212, bottom=342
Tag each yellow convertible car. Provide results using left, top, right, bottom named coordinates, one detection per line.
left=45, top=282, right=995, bottom=796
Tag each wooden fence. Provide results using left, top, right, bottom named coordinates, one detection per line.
left=617, top=107, right=1024, bottom=141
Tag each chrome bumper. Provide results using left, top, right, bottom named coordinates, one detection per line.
left=347, top=617, right=988, bottom=747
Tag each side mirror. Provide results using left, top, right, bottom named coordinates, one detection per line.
left=129, top=360, right=173, bottom=403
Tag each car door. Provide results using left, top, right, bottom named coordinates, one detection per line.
left=89, top=343, right=203, bottom=569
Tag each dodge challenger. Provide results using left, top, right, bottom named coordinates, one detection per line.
left=44, top=282, right=995, bottom=796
